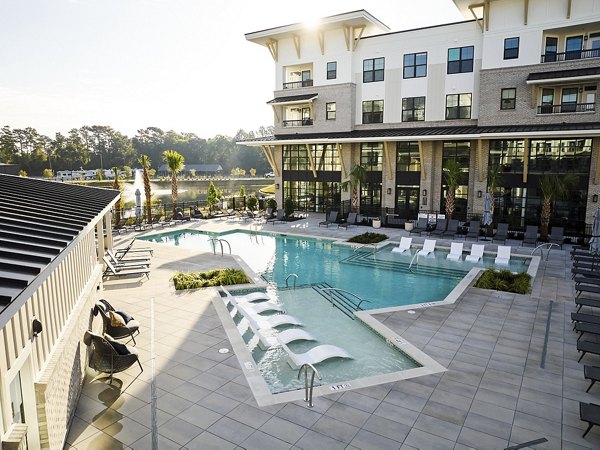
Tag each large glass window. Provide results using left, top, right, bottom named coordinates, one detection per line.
left=403, top=52, right=427, bottom=78
left=283, top=144, right=340, bottom=171
left=284, top=180, right=341, bottom=212
left=361, top=143, right=383, bottom=171
left=441, top=142, right=470, bottom=219
left=504, top=37, right=520, bottom=59
left=445, top=93, right=472, bottom=119
left=544, top=36, right=558, bottom=62
left=360, top=182, right=382, bottom=215
left=9, top=373, right=25, bottom=425
left=529, top=138, right=592, bottom=174
left=327, top=61, right=337, bottom=80
left=363, top=57, right=385, bottom=83
left=501, top=88, right=516, bottom=110
left=396, top=142, right=421, bottom=172
left=489, top=140, right=524, bottom=172
left=326, top=102, right=336, bottom=120
left=362, top=100, right=384, bottom=124
left=566, top=35, right=584, bottom=60
left=447, top=46, right=474, bottom=74
left=402, top=97, right=425, bottom=122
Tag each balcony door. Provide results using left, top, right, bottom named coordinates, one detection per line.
left=565, top=35, right=583, bottom=60
left=544, top=36, right=558, bottom=61
left=396, top=186, right=419, bottom=219
left=541, top=88, right=554, bottom=114
left=561, top=88, right=578, bottom=112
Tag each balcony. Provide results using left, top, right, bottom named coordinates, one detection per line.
left=541, top=49, right=600, bottom=63
left=537, top=103, right=595, bottom=114
left=282, top=118, right=313, bottom=127
left=283, top=79, right=313, bottom=89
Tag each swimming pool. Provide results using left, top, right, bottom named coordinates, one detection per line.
left=140, top=229, right=528, bottom=309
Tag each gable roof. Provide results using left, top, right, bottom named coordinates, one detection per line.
left=0, top=174, right=119, bottom=310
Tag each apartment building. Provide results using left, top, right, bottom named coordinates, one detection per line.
left=244, top=0, right=600, bottom=234
left=0, top=174, right=118, bottom=449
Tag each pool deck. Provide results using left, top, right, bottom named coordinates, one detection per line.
left=66, top=214, right=600, bottom=449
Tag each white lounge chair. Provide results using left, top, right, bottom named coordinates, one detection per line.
left=447, top=242, right=463, bottom=261
left=465, top=244, right=485, bottom=263
left=391, top=237, right=412, bottom=254
left=282, top=343, right=353, bottom=369
left=237, top=303, right=303, bottom=330
left=495, top=245, right=511, bottom=265
left=417, top=239, right=436, bottom=256
left=221, top=286, right=271, bottom=303
left=253, top=328, right=316, bottom=350
left=225, top=294, right=284, bottom=314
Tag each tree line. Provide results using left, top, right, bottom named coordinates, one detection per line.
left=0, top=125, right=273, bottom=176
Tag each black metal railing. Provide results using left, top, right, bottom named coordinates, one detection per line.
left=537, top=103, right=595, bottom=114
left=282, top=118, right=313, bottom=127
left=283, top=79, right=313, bottom=89
left=541, top=48, right=600, bottom=63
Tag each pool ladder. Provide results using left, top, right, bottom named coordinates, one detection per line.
left=318, top=287, right=370, bottom=318
left=285, top=273, right=298, bottom=289
left=297, top=363, right=321, bottom=408
left=529, top=242, right=560, bottom=262
left=409, top=252, right=419, bottom=272
left=207, top=238, right=231, bottom=256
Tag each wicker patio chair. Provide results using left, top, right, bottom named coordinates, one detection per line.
left=94, top=301, right=140, bottom=345
left=83, top=331, right=142, bottom=383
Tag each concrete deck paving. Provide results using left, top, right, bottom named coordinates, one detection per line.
left=65, top=214, right=600, bottom=449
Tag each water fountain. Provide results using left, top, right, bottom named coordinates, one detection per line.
left=123, top=169, right=184, bottom=203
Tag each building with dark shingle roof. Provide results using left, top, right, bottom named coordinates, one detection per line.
left=0, top=174, right=120, bottom=449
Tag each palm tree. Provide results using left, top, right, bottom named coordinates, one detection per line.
left=341, top=164, right=367, bottom=213
left=111, top=166, right=122, bottom=224
left=139, top=154, right=152, bottom=223
left=443, top=160, right=463, bottom=220
left=485, top=165, right=500, bottom=236
left=162, top=150, right=185, bottom=217
left=539, top=174, right=577, bottom=239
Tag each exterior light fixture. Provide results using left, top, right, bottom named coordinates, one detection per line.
left=32, top=319, right=43, bottom=337
left=478, top=190, right=483, bottom=198
left=422, top=189, right=427, bottom=197
left=387, top=188, right=392, bottom=195
left=594, top=194, right=598, bottom=203
left=275, top=183, right=280, bottom=189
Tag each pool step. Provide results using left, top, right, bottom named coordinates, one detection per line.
left=311, top=282, right=361, bottom=320
left=340, top=251, right=468, bottom=280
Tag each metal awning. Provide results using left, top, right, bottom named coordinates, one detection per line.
left=526, top=66, right=600, bottom=84
left=267, top=93, right=318, bottom=105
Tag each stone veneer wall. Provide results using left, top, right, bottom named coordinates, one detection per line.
left=478, top=58, right=600, bottom=127
left=34, top=267, right=103, bottom=450
left=586, top=137, right=600, bottom=224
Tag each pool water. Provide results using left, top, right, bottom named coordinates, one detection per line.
left=228, top=286, right=420, bottom=394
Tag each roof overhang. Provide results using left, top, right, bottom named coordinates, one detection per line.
left=245, top=10, right=389, bottom=45
left=267, top=94, right=318, bottom=105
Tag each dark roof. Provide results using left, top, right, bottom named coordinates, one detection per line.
left=240, top=122, right=600, bottom=142
left=527, top=66, right=600, bottom=81
left=157, top=164, right=223, bottom=172
left=267, top=94, right=318, bottom=104
left=0, top=174, right=119, bottom=309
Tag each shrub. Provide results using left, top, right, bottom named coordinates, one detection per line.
left=475, top=269, right=531, bottom=294
left=246, top=195, right=258, bottom=211
left=171, top=268, right=250, bottom=290
left=266, top=198, right=277, bottom=210
left=348, top=232, right=388, bottom=244
left=284, top=197, right=295, bottom=218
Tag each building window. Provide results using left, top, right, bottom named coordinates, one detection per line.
left=504, top=37, right=520, bottom=59
left=489, top=140, right=524, bottom=172
left=445, top=93, right=472, bottom=119
left=396, top=142, right=421, bottom=172
left=326, top=102, right=336, bottom=120
left=362, top=100, right=384, bottom=124
left=283, top=144, right=340, bottom=171
left=403, top=52, right=427, bottom=78
left=327, top=61, right=337, bottom=80
left=402, top=97, right=425, bottom=122
left=501, top=88, right=516, bottom=110
left=361, top=143, right=383, bottom=171
left=441, top=141, right=470, bottom=220
left=284, top=180, right=341, bottom=213
left=363, top=57, right=385, bottom=83
left=529, top=138, right=591, bottom=174
left=447, top=46, right=474, bottom=74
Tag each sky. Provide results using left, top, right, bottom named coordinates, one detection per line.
left=0, top=0, right=464, bottom=139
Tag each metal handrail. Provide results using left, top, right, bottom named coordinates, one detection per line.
left=207, top=238, right=231, bottom=256
left=219, top=239, right=232, bottom=255
left=319, top=287, right=370, bottom=310
left=529, top=242, right=560, bottom=262
left=297, top=363, right=321, bottom=408
left=286, top=273, right=298, bottom=289
left=409, top=252, right=420, bottom=272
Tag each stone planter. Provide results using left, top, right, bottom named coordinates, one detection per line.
left=404, top=222, right=414, bottom=232
left=372, top=218, right=381, bottom=229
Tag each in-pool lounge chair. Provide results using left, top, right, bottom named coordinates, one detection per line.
left=246, top=316, right=315, bottom=350
left=391, top=237, right=412, bottom=254
left=221, top=286, right=270, bottom=303
left=417, top=239, right=436, bottom=256
left=465, top=244, right=485, bottom=263
left=102, top=256, right=150, bottom=279
left=580, top=402, right=600, bottom=437
left=282, top=343, right=353, bottom=369
left=224, top=294, right=284, bottom=315
left=237, top=303, right=303, bottom=329
left=447, top=242, right=463, bottom=261
left=319, top=211, right=338, bottom=227
left=495, top=245, right=511, bottom=265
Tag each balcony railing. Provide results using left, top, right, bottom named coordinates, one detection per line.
left=283, top=79, right=313, bottom=89
left=537, top=103, right=595, bottom=114
left=541, top=48, right=600, bottom=63
left=282, top=118, right=313, bottom=127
